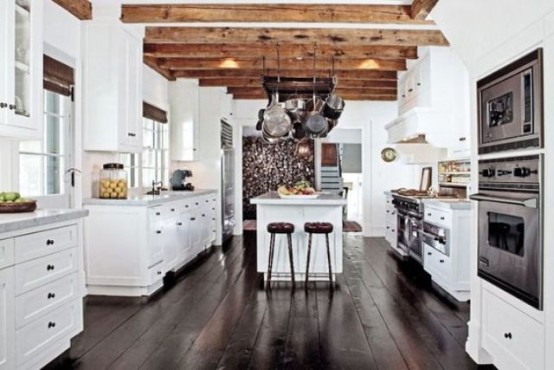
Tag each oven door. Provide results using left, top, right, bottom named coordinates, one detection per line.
left=471, top=191, right=542, bottom=309
left=398, top=211, right=423, bottom=263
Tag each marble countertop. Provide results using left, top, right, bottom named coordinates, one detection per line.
left=0, top=209, right=89, bottom=235
left=83, top=189, right=217, bottom=207
left=251, top=191, right=347, bottom=206
left=422, top=198, right=471, bottom=210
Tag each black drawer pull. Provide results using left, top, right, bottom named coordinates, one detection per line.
left=195, top=202, right=199, bottom=205
left=46, top=239, right=55, bottom=245
left=156, top=212, right=160, bottom=216
left=212, top=218, right=215, bottom=221
left=212, top=208, right=215, bottom=210
left=48, top=321, right=56, bottom=329
left=427, top=213, right=431, bottom=216
left=386, top=226, right=390, bottom=229
left=459, top=137, right=467, bottom=142
left=191, top=217, right=196, bottom=221
left=157, top=271, right=162, bottom=275
left=205, top=200, right=209, bottom=203
left=391, top=229, right=395, bottom=232
left=504, top=332, right=512, bottom=339
left=186, top=205, right=189, bottom=208
left=47, top=292, right=56, bottom=299
left=127, top=132, right=136, bottom=137
left=156, top=230, right=162, bottom=234
left=440, top=259, right=445, bottom=263
left=202, top=214, right=206, bottom=217
left=171, top=208, right=175, bottom=212
left=427, top=252, right=432, bottom=256
left=440, top=217, right=445, bottom=220
left=46, top=264, right=55, bottom=271
left=176, top=222, right=183, bottom=226
left=408, top=88, right=413, bottom=92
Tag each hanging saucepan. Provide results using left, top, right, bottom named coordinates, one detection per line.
left=291, top=122, right=307, bottom=140
left=322, top=94, right=345, bottom=120
left=263, top=91, right=292, bottom=138
left=255, top=108, right=265, bottom=131
left=284, top=94, right=306, bottom=123
left=302, top=96, right=327, bottom=137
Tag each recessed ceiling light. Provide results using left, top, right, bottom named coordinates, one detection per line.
left=358, top=59, right=380, bottom=69
left=220, top=58, right=239, bottom=68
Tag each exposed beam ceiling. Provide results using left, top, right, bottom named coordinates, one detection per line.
left=123, top=2, right=447, bottom=101
left=51, top=0, right=92, bottom=20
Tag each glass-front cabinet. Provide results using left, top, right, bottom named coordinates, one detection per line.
left=0, top=0, right=43, bottom=138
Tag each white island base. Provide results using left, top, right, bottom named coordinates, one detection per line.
left=251, top=192, right=347, bottom=282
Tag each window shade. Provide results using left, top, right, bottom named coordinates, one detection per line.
left=143, top=102, right=168, bottom=123
left=43, top=55, right=74, bottom=96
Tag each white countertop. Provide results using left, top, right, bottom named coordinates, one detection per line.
left=0, top=209, right=89, bottom=234
left=251, top=191, right=347, bottom=206
left=422, top=198, right=471, bottom=210
left=83, top=189, right=217, bottom=206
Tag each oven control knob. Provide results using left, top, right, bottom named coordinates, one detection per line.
left=481, top=168, right=496, bottom=178
left=513, top=167, right=537, bottom=177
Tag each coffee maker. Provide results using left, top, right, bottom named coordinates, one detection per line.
left=170, top=169, right=194, bottom=191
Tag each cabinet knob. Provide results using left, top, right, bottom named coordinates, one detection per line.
left=157, top=271, right=162, bottom=275
left=386, top=226, right=390, bottom=229
left=191, top=217, right=196, bottom=221
left=48, top=321, right=56, bottom=329
left=408, top=88, right=413, bottom=92
left=156, top=230, right=162, bottom=234
left=391, top=229, right=395, bottom=232
left=386, top=210, right=389, bottom=213
left=128, top=132, right=136, bottom=137
left=459, top=137, right=467, bottom=142
left=8, top=104, right=15, bottom=110
left=427, top=213, right=431, bottom=216
left=440, top=217, right=445, bottom=220
left=47, top=292, right=56, bottom=299
left=46, top=264, right=55, bottom=271
left=186, top=205, right=189, bottom=208
left=46, top=239, right=55, bottom=246
left=176, top=222, right=183, bottom=226
left=171, top=208, right=175, bottom=212
left=427, top=252, right=432, bottom=256
left=156, top=212, right=161, bottom=216
left=195, top=202, right=199, bottom=205
left=504, top=332, right=512, bottom=339
left=202, top=214, right=206, bottom=217
left=212, top=218, right=215, bottom=221
left=0, top=103, right=6, bottom=108
left=205, top=200, right=209, bottom=203
left=440, top=259, right=445, bottom=263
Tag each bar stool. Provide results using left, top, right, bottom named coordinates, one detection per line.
left=304, top=222, right=334, bottom=288
left=266, top=222, right=296, bottom=289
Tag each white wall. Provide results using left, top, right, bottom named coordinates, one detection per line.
left=233, top=99, right=418, bottom=237
left=433, top=1, right=554, bottom=367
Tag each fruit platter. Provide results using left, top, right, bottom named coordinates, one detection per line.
left=0, top=192, right=37, bottom=213
left=277, top=181, right=318, bottom=199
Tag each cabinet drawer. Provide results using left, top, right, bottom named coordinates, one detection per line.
left=483, top=291, right=544, bottom=370
left=0, top=238, right=15, bottom=269
left=16, top=300, right=79, bottom=366
left=424, top=207, right=452, bottom=227
left=149, top=262, right=164, bottom=285
left=15, top=225, right=78, bottom=263
left=15, top=273, right=79, bottom=329
left=423, top=243, right=450, bottom=284
left=15, top=249, right=78, bottom=295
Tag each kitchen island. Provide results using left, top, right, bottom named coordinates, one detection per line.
left=251, top=191, right=347, bottom=282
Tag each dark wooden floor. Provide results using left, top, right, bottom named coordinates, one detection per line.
left=46, top=234, right=496, bottom=370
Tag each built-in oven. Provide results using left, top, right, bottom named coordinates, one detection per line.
left=477, top=48, right=543, bottom=154
left=420, top=222, right=450, bottom=256
left=470, top=155, right=542, bottom=309
left=397, top=210, right=423, bottom=264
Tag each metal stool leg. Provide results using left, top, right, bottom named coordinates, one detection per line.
left=266, top=233, right=275, bottom=289
left=305, top=232, right=312, bottom=289
left=287, top=233, right=295, bottom=289
left=325, top=233, right=333, bottom=286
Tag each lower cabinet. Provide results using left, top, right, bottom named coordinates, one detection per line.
left=482, top=289, right=544, bottom=370
left=84, top=192, right=217, bottom=296
left=0, top=217, right=85, bottom=370
left=384, top=194, right=403, bottom=256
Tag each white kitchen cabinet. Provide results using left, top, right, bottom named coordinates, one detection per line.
left=482, top=289, right=544, bottom=370
left=384, top=193, right=404, bottom=257
left=170, top=79, right=200, bottom=161
left=83, top=22, right=143, bottom=153
left=84, top=192, right=217, bottom=296
left=422, top=201, right=471, bottom=301
left=0, top=0, right=43, bottom=139
left=0, top=215, right=86, bottom=370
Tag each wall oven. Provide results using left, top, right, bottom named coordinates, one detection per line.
left=477, top=48, right=543, bottom=154
left=470, top=155, right=542, bottom=309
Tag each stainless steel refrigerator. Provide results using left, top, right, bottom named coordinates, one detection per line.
left=221, top=120, right=235, bottom=243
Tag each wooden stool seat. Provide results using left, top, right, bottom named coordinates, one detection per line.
left=266, top=222, right=296, bottom=290
left=304, top=222, right=334, bottom=288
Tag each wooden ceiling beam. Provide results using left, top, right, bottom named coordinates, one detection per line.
left=199, top=78, right=398, bottom=89
left=173, top=69, right=397, bottom=81
left=159, top=58, right=406, bottom=72
left=144, top=57, right=176, bottom=81
left=145, top=27, right=449, bottom=47
left=231, top=92, right=397, bottom=101
left=121, top=4, right=433, bottom=25
left=52, top=0, right=92, bottom=20
left=411, top=0, right=439, bottom=21
left=144, top=43, right=418, bottom=60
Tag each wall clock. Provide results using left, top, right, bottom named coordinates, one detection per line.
left=381, top=147, right=397, bottom=162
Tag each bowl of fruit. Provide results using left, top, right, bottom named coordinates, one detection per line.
left=0, top=192, right=37, bottom=213
left=277, top=181, right=318, bottom=199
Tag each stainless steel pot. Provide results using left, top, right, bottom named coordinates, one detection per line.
left=263, top=92, right=292, bottom=138
left=322, top=94, right=345, bottom=120
left=302, top=96, right=327, bottom=137
left=285, top=96, right=306, bottom=123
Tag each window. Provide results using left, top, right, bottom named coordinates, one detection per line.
left=120, top=117, right=169, bottom=188
left=19, top=91, right=70, bottom=196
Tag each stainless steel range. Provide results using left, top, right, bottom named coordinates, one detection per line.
left=392, top=193, right=427, bottom=263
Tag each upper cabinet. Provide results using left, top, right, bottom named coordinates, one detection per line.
left=0, top=0, right=43, bottom=139
left=83, top=22, right=143, bottom=153
left=169, top=79, right=199, bottom=161
left=387, top=47, right=470, bottom=154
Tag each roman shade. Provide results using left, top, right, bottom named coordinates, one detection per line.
left=43, top=55, right=74, bottom=96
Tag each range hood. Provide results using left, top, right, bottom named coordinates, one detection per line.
left=385, top=107, right=455, bottom=147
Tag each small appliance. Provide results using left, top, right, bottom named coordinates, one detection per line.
left=170, top=169, right=194, bottom=191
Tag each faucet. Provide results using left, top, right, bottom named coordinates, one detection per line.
left=151, top=180, right=163, bottom=195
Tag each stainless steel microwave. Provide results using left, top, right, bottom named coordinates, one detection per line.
left=477, top=49, right=543, bottom=154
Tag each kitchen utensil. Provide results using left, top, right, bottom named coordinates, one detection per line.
left=284, top=94, right=306, bottom=123
left=292, top=122, right=307, bottom=140
left=262, top=130, right=280, bottom=144
left=323, top=93, right=345, bottom=120
left=302, top=43, right=327, bottom=138
left=255, top=108, right=264, bottom=131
